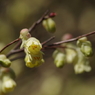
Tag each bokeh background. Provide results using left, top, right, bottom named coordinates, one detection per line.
left=1, top=0, right=95, bottom=95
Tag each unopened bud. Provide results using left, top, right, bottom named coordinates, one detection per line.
left=62, top=33, right=73, bottom=40
left=42, top=18, right=56, bottom=33
left=74, top=64, right=84, bottom=74
left=80, top=41, right=93, bottom=57
left=54, top=52, right=65, bottom=68
left=20, top=28, right=31, bottom=40
left=65, top=48, right=78, bottom=64
left=2, top=76, right=16, bottom=93
left=77, top=37, right=87, bottom=47
left=0, top=54, right=11, bottom=67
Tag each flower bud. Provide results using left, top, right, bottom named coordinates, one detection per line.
left=80, top=41, right=93, bottom=57
left=74, top=63, right=84, bottom=74
left=42, top=18, right=56, bottom=33
left=0, top=54, right=11, bottom=67
left=20, top=28, right=31, bottom=40
left=65, top=48, right=78, bottom=64
left=54, top=52, right=65, bottom=68
left=77, top=37, right=87, bottom=47
left=2, top=76, right=16, bottom=93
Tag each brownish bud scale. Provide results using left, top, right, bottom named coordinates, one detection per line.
left=49, top=12, right=56, bottom=17
left=61, top=33, right=73, bottom=40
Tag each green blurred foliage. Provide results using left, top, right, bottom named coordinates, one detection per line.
left=0, top=0, right=95, bottom=95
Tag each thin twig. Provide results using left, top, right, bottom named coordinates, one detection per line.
left=29, top=10, right=49, bottom=33
left=46, top=31, right=95, bottom=46
left=7, top=48, right=24, bottom=58
left=13, top=40, right=22, bottom=50
left=42, top=36, right=55, bottom=45
left=0, top=38, right=20, bottom=53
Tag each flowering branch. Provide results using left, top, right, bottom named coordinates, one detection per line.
left=48, top=31, right=95, bottom=46
left=13, top=10, right=56, bottom=50
left=0, top=11, right=95, bottom=61
left=5, top=30, right=95, bottom=60
left=1, top=10, right=95, bottom=94
left=5, top=10, right=56, bottom=58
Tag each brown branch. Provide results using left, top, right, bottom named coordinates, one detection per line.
left=46, top=31, right=95, bottom=46
left=0, top=38, right=20, bottom=53
left=42, top=36, right=55, bottom=45
left=28, top=10, right=49, bottom=33
left=7, top=48, right=24, bottom=58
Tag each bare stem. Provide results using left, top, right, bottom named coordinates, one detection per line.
left=0, top=38, right=20, bottom=53
left=42, top=36, right=55, bottom=45
left=29, top=10, right=49, bottom=33
left=46, top=31, right=95, bottom=46
left=7, top=48, right=24, bottom=58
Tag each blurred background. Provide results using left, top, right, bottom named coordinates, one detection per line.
left=0, top=0, right=95, bottom=95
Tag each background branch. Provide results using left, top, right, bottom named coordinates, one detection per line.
left=45, top=31, right=95, bottom=46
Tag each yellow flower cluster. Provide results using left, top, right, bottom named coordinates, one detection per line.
left=24, top=37, right=44, bottom=68
left=20, top=29, right=44, bottom=68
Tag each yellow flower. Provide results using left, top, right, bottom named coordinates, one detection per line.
left=21, top=37, right=44, bottom=68
left=25, top=52, right=44, bottom=68
left=25, top=37, right=42, bottom=55
left=20, top=29, right=44, bottom=68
